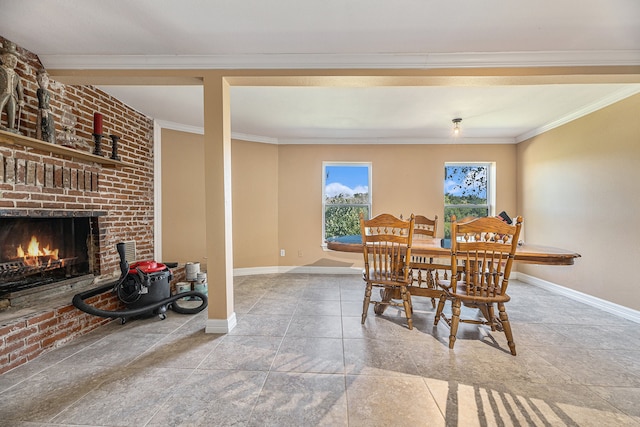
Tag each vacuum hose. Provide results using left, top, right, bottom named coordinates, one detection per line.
left=72, top=243, right=208, bottom=321
left=72, top=283, right=208, bottom=319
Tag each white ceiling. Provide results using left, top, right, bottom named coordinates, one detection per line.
left=1, top=0, right=639, bottom=143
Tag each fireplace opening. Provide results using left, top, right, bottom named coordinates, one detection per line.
left=0, top=216, right=96, bottom=297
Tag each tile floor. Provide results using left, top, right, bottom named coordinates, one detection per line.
left=0, top=273, right=639, bottom=426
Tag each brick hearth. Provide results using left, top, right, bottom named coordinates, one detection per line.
left=0, top=266, right=187, bottom=375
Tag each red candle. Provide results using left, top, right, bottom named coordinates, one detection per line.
left=93, top=113, right=103, bottom=135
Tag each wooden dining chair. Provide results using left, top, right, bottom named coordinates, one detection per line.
left=360, top=212, right=416, bottom=329
left=413, top=214, right=437, bottom=239
left=434, top=215, right=523, bottom=355
left=408, top=215, right=448, bottom=308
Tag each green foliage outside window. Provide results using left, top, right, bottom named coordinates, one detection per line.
left=324, top=193, right=369, bottom=240
left=443, top=206, right=490, bottom=238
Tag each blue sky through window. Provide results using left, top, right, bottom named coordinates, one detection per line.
left=325, top=165, right=369, bottom=198
left=444, top=165, right=487, bottom=199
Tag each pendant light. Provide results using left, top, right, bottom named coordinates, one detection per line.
left=452, top=118, right=462, bottom=136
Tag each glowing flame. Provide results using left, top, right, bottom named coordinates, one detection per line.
left=16, top=236, right=59, bottom=266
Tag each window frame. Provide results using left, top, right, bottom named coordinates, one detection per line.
left=443, top=162, right=496, bottom=237
left=322, top=161, right=372, bottom=246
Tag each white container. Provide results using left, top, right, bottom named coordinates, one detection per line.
left=194, top=271, right=207, bottom=296
left=185, top=262, right=200, bottom=281
left=194, top=281, right=208, bottom=296
left=175, top=281, right=191, bottom=300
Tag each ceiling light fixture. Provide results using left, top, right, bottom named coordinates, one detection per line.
left=452, top=118, right=462, bottom=136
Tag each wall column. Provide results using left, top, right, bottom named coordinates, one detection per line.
left=203, top=74, right=236, bottom=332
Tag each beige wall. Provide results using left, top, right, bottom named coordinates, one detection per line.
left=160, top=129, right=207, bottom=266
left=161, top=133, right=516, bottom=270
left=277, top=143, right=516, bottom=267
left=516, top=93, right=640, bottom=310
left=161, top=135, right=281, bottom=269
left=232, top=140, right=280, bottom=268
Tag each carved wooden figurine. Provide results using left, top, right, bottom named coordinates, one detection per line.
left=0, top=41, right=25, bottom=133
left=36, top=68, right=56, bottom=143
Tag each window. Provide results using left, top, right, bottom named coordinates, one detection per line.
left=444, top=163, right=493, bottom=238
left=323, top=162, right=371, bottom=243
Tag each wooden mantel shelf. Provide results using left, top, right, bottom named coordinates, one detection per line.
left=0, top=129, right=127, bottom=168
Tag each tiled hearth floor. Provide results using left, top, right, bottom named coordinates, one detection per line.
left=1, top=274, right=639, bottom=426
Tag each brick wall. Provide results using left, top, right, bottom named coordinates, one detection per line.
left=0, top=291, right=120, bottom=374
left=0, top=36, right=159, bottom=374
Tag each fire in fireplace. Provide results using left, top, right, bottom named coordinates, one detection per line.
left=17, top=235, right=60, bottom=265
left=0, top=213, right=101, bottom=297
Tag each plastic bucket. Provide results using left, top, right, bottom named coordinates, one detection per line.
left=194, top=281, right=208, bottom=296
left=175, top=281, right=191, bottom=300
left=185, top=262, right=200, bottom=281
left=194, top=271, right=207, bottom=296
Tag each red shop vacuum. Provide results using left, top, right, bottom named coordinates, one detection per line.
left=73, top=243, right=207, bottom=323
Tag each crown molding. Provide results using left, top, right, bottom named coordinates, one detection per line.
left=153, top=122, right=282, bottom=143
left=230, top=132, right=278, bottom=144
left=516, top=85, right=640, bottom=142
left=145, top=85, right=640, bottom=145
left=155, top=120, right=204, bottom=135
left=40, top=50, right=640, bottom=70
left=152, top=122, right=516, bottom=145
left=277, top=136, right=515, bottom=145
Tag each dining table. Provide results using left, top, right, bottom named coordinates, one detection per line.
left=326, top=236, right=581, bottom=314
left=326, top=237, right=581, bottom=265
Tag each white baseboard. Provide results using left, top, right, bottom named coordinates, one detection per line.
left=233, top=266, right=361, bottom=276
left=205, top=312, right=237, bottom=334
left=233, top=266, right=280, bottom=276
left=517, top=273, right=640, bottom=324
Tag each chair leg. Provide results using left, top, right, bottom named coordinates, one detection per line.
left=487, top=304, right=496, bottom=331
left=400, top=286, right=413, bottom=330
left=434, top=294, right=446, bottom=325
left=498, top=302, right=516, bottom=356
left=362, top=283, right=372, bottom=324
left=449, top=299, right=461, bottom=349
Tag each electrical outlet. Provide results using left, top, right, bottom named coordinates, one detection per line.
left=298, top=250, right=303, bottom=257
left=280, top=249, right=285, bottom=257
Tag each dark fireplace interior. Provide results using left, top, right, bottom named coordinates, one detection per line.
left=0, top=216, right=96, bottom=297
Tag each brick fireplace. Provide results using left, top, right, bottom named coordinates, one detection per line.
left=0, top=37, right=160, bottom=374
